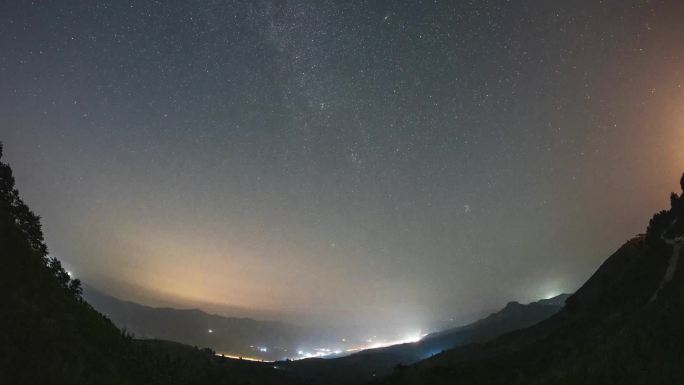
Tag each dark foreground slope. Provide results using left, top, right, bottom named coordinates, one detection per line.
left=282, top=295, right=566, bottom=385
left=0, top=141, right=560, bottom=385
left=82, top=286, right=316, bottom=361
left=0, top=144, right=300, bottom=385
left=380, top=176, right=684, bottom=385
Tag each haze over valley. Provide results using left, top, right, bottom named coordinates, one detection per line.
left=2, top=1, right=684, bottom=384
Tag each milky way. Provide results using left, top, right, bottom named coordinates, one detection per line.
left=1, top=0, right=683, bottom=332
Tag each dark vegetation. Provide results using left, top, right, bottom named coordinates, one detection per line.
left=2, top=137, right=558, bottom=385
left=83, top=279, right=566, bottom=385
left=82, top=285, right=321, bottom=361
left=379, top=174, right=684, bottom=385
left=4, top=135, right=684, bottom=385
left=0, top=143, right=300, bottom=385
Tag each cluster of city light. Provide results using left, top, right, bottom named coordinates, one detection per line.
left=293, top=330, right=427, bottom=360
left=345, top=331, right=427, bottom=352
left=295, top=347, right=344, bottom=359
left=217, top=353, right=267, bottom=362
left=215, top=330, right=427, bottom=362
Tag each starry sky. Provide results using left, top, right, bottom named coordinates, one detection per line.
left=1, top=0, right=684, bottom=332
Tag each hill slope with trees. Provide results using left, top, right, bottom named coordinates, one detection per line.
left=82, top=285, right=322, bottom=361
left=282, top=294, right=567, bottom=384
left=0, top=143, right=301, bottom=385
left=378, top=174, right=684, bottom=385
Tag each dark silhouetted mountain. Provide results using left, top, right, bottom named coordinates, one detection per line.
left=420, top=293, right=569, bottom=350
left=0, top=143, right=302, bottom=385
left=281, top=294, right=567, bottom=384
left=0, top=139, right=570, bottom=385
left=82, top=285, right=327, bottom=361
left=7, top=131, right=684, bottom=385
left=379, top=174, right=684, bottom=385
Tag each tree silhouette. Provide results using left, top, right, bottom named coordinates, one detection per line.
left=2, top=141, right=291, bottom=385
left=0, top=142, right=81, bottom=297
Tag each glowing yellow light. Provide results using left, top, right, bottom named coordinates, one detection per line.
left=216, top=353, right=269, bottom=362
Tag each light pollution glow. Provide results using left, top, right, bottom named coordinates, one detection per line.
left=2, top=0, right=684, bottom=338
left=216, top=331, right=428, bottom=362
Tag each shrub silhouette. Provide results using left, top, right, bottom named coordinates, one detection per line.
left=0, top=141, right=301, bottom=385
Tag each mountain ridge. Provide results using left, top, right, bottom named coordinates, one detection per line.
left=280, top=294, right=567, bottom=384
left=0, top=143, right=302, bottom=385
left=378, top=175, right=684, bottom=384
left=5, top=137, right=684, bottom=385
left=82, top=284, right=326, bottom=361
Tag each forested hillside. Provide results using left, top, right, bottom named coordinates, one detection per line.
left=0, top=143, right=299, bottom=385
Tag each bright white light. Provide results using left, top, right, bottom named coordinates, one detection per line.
left=282, top=330, right=427, bottom=361
left=539, top=280, right=563, bottom=300
left=258, top=347, right=268, bottom=352
left=401, top=332, right=423, bottom=343
left=207, top=329, right=213, bottom=333
left=345, top=330, right=427, bottom=353
left=217, top=353, right=266, bottom=362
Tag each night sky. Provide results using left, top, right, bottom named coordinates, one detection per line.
left=2, top=0, right=684, bottom=333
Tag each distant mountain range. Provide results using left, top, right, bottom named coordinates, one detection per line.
left=6, top=139, right=684, bottom=385
left=1, top=144, right=301, bottom=385
left=282, top=294, right=568, bottom=384
left=82, top=285, right=334, bottom=361
left=82, top=284, right=566, bottom=366
left=378, top=176, right=684, bottom=384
